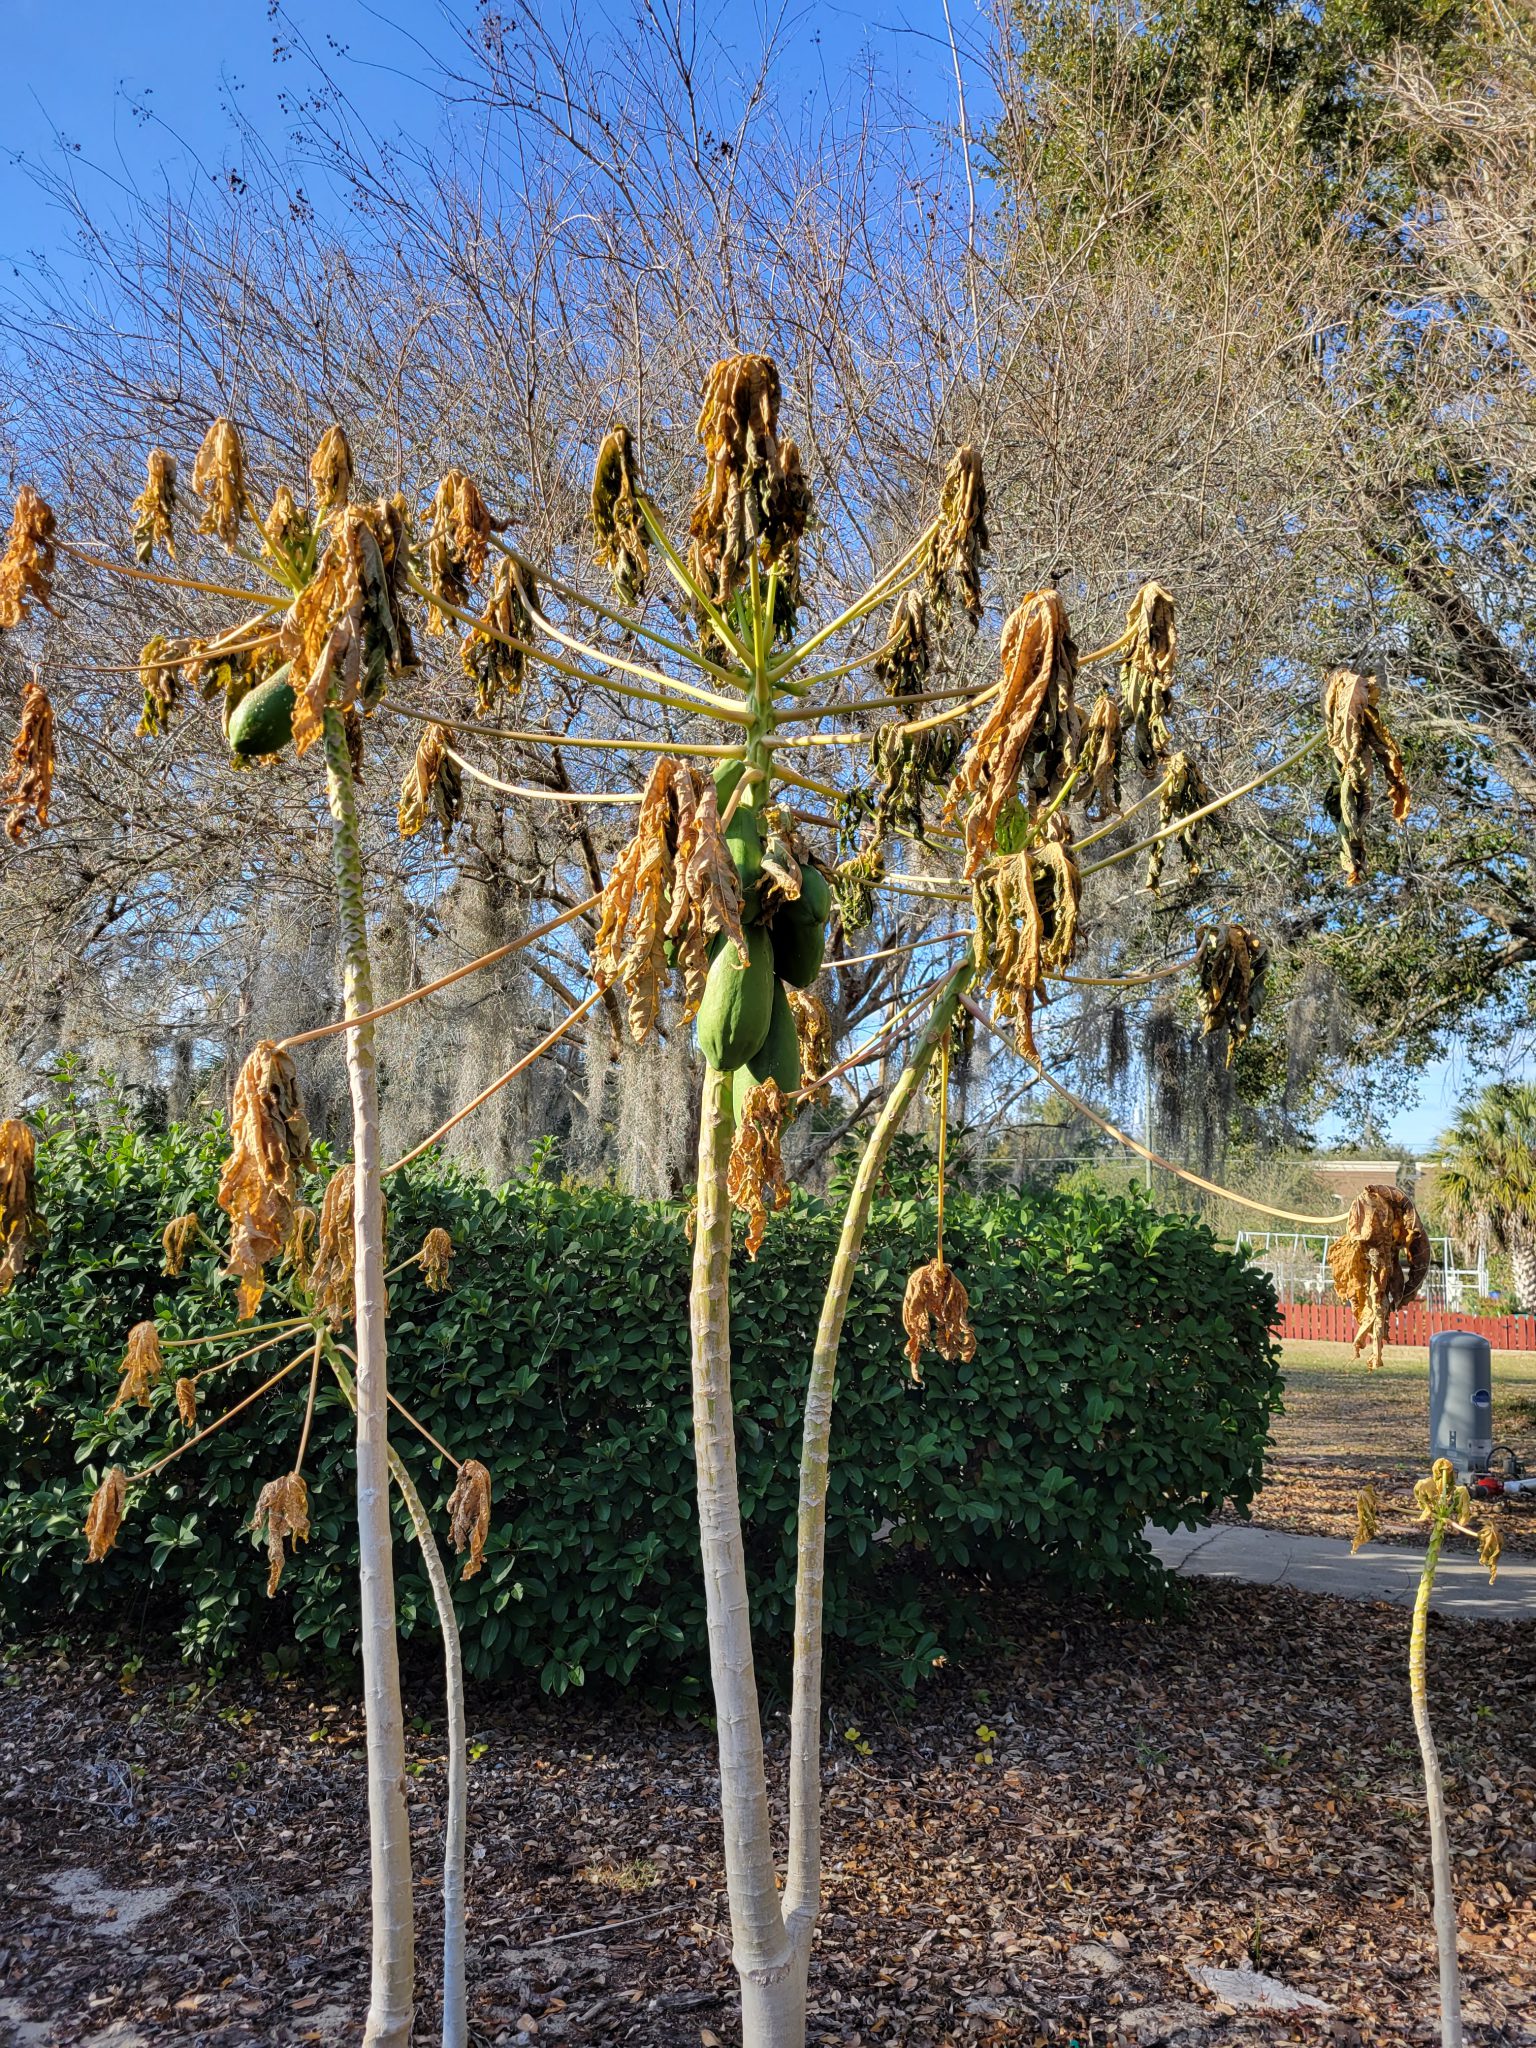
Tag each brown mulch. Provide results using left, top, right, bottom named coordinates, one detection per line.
left=1, top=1581, right=1533, bottom=2048
left=1215, top=1347, right=1536, bottom=1558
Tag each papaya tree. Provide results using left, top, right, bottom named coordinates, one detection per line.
left=2, top=339, right=1436, bottom=2047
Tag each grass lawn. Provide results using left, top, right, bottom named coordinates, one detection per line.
left=1219, top=1340, right=1536, bottom=1554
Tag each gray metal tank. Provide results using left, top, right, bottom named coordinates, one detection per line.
left=1428, top=1330, right=1493, bottom=1473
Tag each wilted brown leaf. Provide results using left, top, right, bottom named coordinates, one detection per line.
left=161, top=1211, right=200, bottom=1278
left=972, top=849, right=1046, bottom=1059
left=0, top=1117, right=43, bottom=1295
left=174, top=1377, right=198, bottom=1429
left=665, top=765, right=747, bottom=1020
left=84, top=1467, right=129, bottom=1564
left=425, top=470, right=493, bottom=631
left=727, top=1078, right=793, bottom=1260
left=1077, top=691, right=1122, bottom=821
left=251, top=1472, right=310, bottom=1596
left=1196, top=924, right=1269, bottom=1065
left=108, top=1322, right=165, bottom=1414
left=945, top=590, right=1077, bottom=874
left=280, top=502, right=408, bottom=756
left=461, top=555, right=534, bottom=712
left=419, top=1225, right=453, bottom=1291
left=592, top=424, right=649, bottom=604
left=308, top=424, right=354, bottom=516
left=447, top=1458, right=492, bottom=1579
left=1146, top=750, right=1212, bottom=890
left=190, top=418, right=247, bottom=547
left=130, top=450, right=177, bottom=565
left=787, top=987, right=832, bottom=1106
left=310, top=1166, right=357, bottom=1328
left=925, top=445, right=988, bottom=627
left=0, top=486, right=57, bottom=629
left=1323, top=667, right=1411, bottom=886
left=3, top=678, right=55, bottom=844
left=689, top=354, right=807, bottom=616
left=901, top=1258, right=976, bottom=1382
left=1327, top=1186, right=1431, bottom=1370
left=218, top=1041, right=314, bottom=1318
left=397, top=723, right=463, bottom=844
left=1120, top=581, right=1177, bottom=768
left=594, top=756, right=679, bottom=1042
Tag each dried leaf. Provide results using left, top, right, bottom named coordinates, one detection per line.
left=665, top=766, right=747, bottom=1019
left=1196, top=924, right=1269, bottom=1065
left=1351, top=1485, right=1380, bottom=1553
left=397, top=723, right=463, bottom=844
left=281, top=1204, right=320, bottom=1289
left=309, top=424, right=354, bottom=516
left=3, top=678, right=55, bottom=843
left=787, top=988, right=832, bottom=1106
left=833, top=842, right=885, bottom=933
left=109, top=1321, right=165, bottom=1414
left=263, top=485, right=314, bottom=579
left=175, top=1377, right=198, bottom=1428
left=1327, top=1186, right=1431, bottom=1370
left=448, top=1459, right=492, bottom=1579
left=0, top=487, right=57, bottom=629
left=420, top=1226, right=453, bottom=1291
left=426, top=470, right=493, bottom=632
left=161, top=1212, right=201, bottom=1278
left=1077, top=691, right=1123, bottom=820
left=280, top=502, right=407, bottom=755
left=1479, top=1520, right=1502, bottom=1582
left=1033, top=832, right=1081, bottom=974
left=84, top=1467, right=128, bottom=1564
left=130, top=450, right=177, bottom=565
left=251, top=1472, right=310, bottom=1596
left=136, top=636, right=181, bottom=739
left=689, top=354, right=807, bottom=617
left=1146, top=751, right=1211, bottom=890
left=1323, top=667, right=1411, bottom=885
left=972, top=850, right=1046, bottom=1059
left=873, top=587, right=932, bottom=696
left=946, top=591, right=1078, bottom=875
left=594, top=756, right=679, bottom=1042
left=1120, top=582, right=1178, bottom=768
left=191, top=418, right=247, bottom=547
left=728, top=1078, right=793, bottom=1259
left=925, top=446, right=988, bottom=627
left=310, top=1166, right=357, bottom=1328
left=461, top=555, right=534, bottom=712
left=0, top=1117, right=44, bottom=1295
left=218, top=1041, right=314, bottom=1319
left=901, top=1258, right=976, bottom=1382
left=592, top=424, right=649, bottom=604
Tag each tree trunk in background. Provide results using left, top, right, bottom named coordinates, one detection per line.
left=324, top=708, right=415, bottom=2047
left=1510, top=1235, right=1536, bottom=1313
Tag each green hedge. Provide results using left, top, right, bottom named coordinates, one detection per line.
left=0, top=1102, right=1281, bottom=1700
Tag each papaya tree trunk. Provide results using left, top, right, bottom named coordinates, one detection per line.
left=782, top=962, right=972, bottom=2009
left=323, top=706, right=415, bottom=2047
left=689, top=1064, right=797, bottom=2046
left=1411, top=1511, right=1464, bottom=2048
left=328, top=1346, right=467, bottom=2048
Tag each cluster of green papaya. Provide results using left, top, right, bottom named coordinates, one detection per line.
left=696, top=760, right=830, bottom=1115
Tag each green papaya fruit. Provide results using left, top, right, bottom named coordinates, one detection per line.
left=724, top=804, right=763, bottom=923
left=713, top=758, right=744, bottom=810
left=770, top=899, right=826, bottom=988
left=733, top=980, right=801, bottom=1118
left=696, top=925, right=775, bottom=1071
left=798, top=862, right=832, bottom=924
left=228, top=668, right=296, bottom=758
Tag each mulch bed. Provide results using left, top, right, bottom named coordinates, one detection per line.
left=2, top=1581, right=1533, bottom=2048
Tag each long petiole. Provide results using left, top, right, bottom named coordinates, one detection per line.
left=1078, top=733, right=1327, bottom=881
left=776, top=677, right=996, bottom=724
left=131, top=1348, right=314, bottom=1485
left=403, top=569, right=748, bottom=725
left=293, top=1333, right=324, bottom=1474
left=492, top=536, right=743, bottom=685
left=770, top=519, right=940, bottom=682
left=525, top=592, right=746, bottom=716
left=58, top=539, right=288, bottom=609
left=635, top=497, right=752, bottom=665
left=279, top=895, right=603, bottom=1050
left=381, top=699, right=746, bottom=760
left=189, top=1324, right=313, bottom=1384
left=334, top=1341, right=463, bottom=1470
left=163, top=1316, right=309, bottom=1351
left=446, top=747, right=641, bottom=806
left=386, top=988, right=602, bottom=1174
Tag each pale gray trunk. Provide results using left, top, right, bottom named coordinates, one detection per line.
left=324, top=709, right=415, bottom=2046
left=689, top=1065, right=798, bottom=2044
left=1411, top=1518, right=1464, bottom=2048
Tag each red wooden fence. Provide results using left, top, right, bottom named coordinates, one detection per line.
left=1277, top=1300, right=1536, bottom=1351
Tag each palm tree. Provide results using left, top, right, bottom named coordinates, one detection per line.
left=1433, top=1082, right=1536, bottom=1310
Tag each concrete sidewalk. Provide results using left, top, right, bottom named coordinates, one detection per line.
left=1145, top=1520, right=1536, bottom=1619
